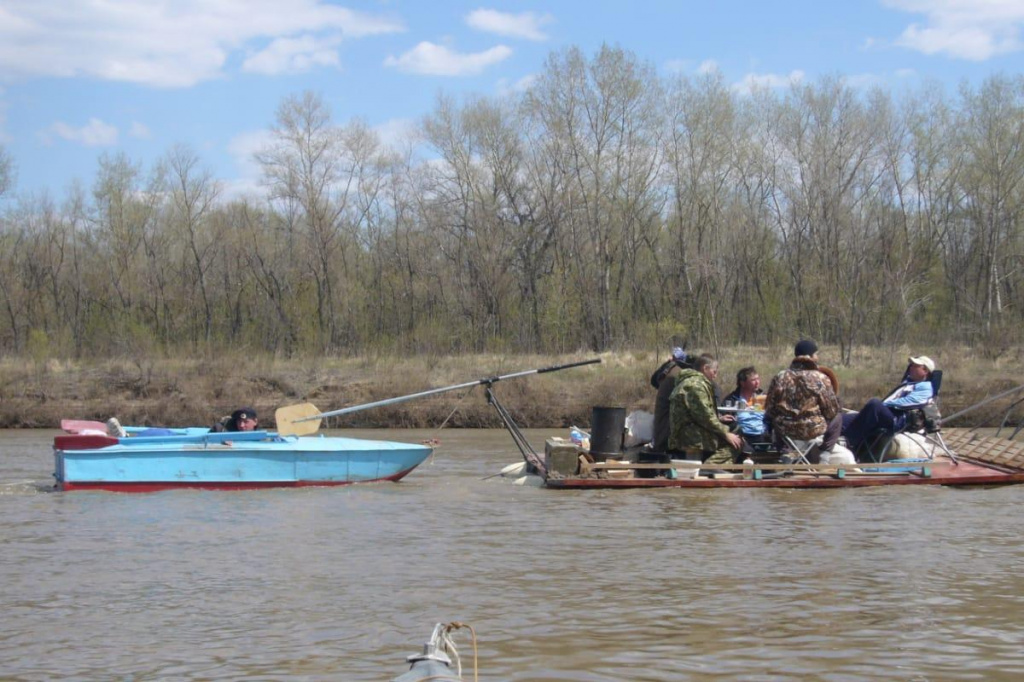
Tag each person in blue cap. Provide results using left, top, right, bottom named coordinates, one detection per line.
left=651, top=346, right=692, bottom=453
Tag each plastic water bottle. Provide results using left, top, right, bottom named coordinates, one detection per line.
left=743, top=456, right=754, bottom=479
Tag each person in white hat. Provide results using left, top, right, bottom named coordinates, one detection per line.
left=842, top=355, right=937, bottom=454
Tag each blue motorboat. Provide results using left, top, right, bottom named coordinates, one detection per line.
left=53, top=428, right=433, bottom=492
left=53, top=359, right=601, bottom=493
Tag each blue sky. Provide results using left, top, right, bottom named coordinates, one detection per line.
left=1, top=0, right=1022, bottom=199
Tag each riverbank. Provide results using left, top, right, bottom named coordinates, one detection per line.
left=2, top=347, right=1021, bottom=429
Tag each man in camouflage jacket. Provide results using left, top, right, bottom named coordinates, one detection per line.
left=765, top=344, right=841, bottom=450
left=669, top=355, right=742, bottom=466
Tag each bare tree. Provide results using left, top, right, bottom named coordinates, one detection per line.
left=90, top=152, right=163, bottom=352
left=257, top=91, right=348, bottom=351
left=957, top=76, right=1024, bottom=342
left=162, top=144, right=222, bottom=348
left=0, top=145, right=14, bottom=199
left=528, top=45, right=663, bottom=350
left=664, top=69, right=737, bottom=351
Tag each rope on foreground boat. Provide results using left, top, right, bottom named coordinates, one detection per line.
left=393, top=622, right=478, bottom=682
left=440, top=622, right=478, bottom=682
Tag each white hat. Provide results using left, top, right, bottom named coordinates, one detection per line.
left=909, top=355, right=935, bottom=372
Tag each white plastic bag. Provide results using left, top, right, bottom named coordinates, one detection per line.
left=820, top=443, right=857, bottom=466
left=891, top=432, right=936, bottom=460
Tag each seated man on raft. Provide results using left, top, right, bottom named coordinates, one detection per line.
left=764, top=339, right=844, bottom=463
left=721, top=365, right=768, bottom=445
left=841, top=355, right=936, bottom=457
left=668, top=354, right=743, bottom=470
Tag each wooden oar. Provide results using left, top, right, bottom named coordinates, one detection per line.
left=275, top=358, right=602, bottom=435
left=275, top=403, right=323, bottom=437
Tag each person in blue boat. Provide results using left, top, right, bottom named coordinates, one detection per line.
left=228, top=407, right=259, bottom=432
left=211, top=407, right=259, bottom=432
left=842, top=356, right=936, bottom=454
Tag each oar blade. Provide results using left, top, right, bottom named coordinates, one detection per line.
left=275, top=403, right=322, bottom=436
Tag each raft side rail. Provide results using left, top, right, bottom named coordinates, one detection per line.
left=584, top=460, right=935, bottom=479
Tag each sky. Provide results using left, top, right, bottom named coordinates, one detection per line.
left=1, top=0, right=1023, bottom=199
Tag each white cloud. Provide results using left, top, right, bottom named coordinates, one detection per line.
left=496, top=74, right=537, bottom=96
left=222, top=129, right=274, bottom=199
left=373, top=118, right=419, bottom=150
left=697, top=59, right=719, bottom=75
left=384, top=42, right=512, bottom=76
left=45, top=118, right=119, bottom=147
left=0, top=1, right=404, bottom=88
left=128, top=121, right=151, bottom=139
left=733, top=70, right=805, bottom=95
left=663, top=59, right=692, bottom=74
left=884, top=0, right=1024, bottom=60
left=242, top=33, right=342, bottom=75
left=663, top=59, right=719, bottom=77
left=843, top=73, right=886, bottom=89
left=227, top=129, right=272, bottom=177
left=465, top=9, right=553, bottom=41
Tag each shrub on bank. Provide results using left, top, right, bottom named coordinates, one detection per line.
left=0, top=348, right=1021, bottom=429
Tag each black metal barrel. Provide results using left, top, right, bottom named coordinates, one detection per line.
left=589, top=406, right=626, bottom=461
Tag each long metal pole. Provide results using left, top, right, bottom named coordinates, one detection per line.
left=295, top=358, right=602, bottom=422
left=941, top=384, right=1024, bottom=424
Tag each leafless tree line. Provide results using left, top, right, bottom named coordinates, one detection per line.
left=1, top=46, right=1022, bottom=362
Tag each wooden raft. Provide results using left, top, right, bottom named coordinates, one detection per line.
left=941, top=428, right=1024, bottom=471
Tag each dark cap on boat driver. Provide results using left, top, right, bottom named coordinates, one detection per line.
left=794, top=339, right=818, bottom=357
left=231, top=407, right=257, bottom=421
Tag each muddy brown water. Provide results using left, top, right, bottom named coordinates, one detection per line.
left=2, top=428, right=1024, bottom=681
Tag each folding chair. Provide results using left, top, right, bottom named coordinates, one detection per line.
left=864, top=370, right=958, bottom=465
left=783, top=435, right=821, bottom=466
left=736, top=431, right=779, bottom=463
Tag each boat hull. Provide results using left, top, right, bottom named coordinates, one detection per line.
left=54, top=430, right=433, bottom=492
left=546, top=458, right=1024, bottom=489
left=542, top=429, right=1024, bottom=490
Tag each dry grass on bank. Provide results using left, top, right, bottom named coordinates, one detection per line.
left=1, top=346, right=1022, bottom=429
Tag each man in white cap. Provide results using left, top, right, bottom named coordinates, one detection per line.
left=842, top=355, right=937, bottom=454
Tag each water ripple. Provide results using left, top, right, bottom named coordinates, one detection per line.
left=3, top=429, right=1024, bottom=680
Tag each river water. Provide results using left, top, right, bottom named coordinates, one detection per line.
left=2, top=428, right=1024, bottom=681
